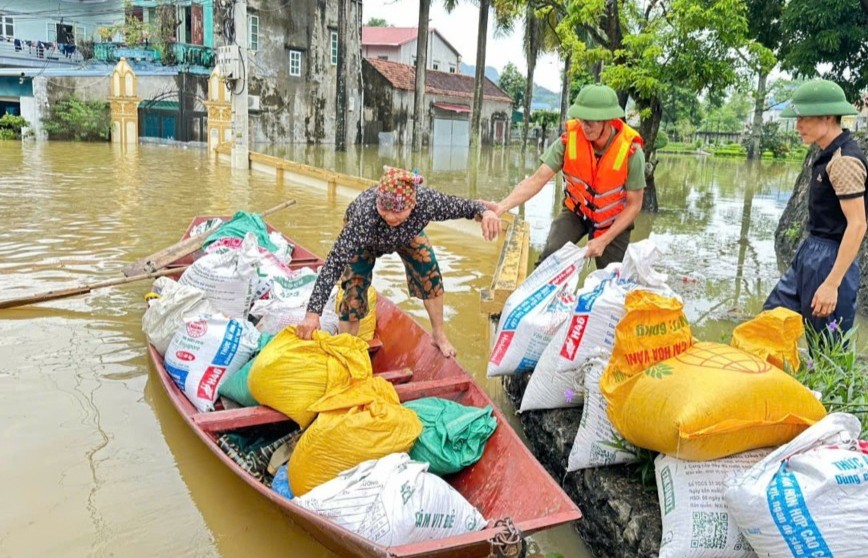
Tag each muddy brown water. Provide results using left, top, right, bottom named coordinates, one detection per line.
left=0, top=141, right=813, bottom=558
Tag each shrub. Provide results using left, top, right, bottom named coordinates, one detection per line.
left=795, top=323, right=868, bottom=432
left=0, top=113, right=30, bottom=140
left=41, top=96, right=111, bottom=141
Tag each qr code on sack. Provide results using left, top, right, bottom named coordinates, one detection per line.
left=690, top=511, right=728, bottom=549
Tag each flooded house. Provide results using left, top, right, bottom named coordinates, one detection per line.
left=361, top=25, right=512, bottom=147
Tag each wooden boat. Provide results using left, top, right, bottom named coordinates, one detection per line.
left=147, top=216, right=581, bottom=558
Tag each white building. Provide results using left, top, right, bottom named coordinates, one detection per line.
left=361, top=26, right=460, bottom=74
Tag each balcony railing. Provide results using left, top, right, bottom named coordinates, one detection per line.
left=93, top=42, right=215, bottom=68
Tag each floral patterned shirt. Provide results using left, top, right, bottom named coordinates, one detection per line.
left=306, top=186, right=486, bottom=315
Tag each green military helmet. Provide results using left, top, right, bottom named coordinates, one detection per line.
left=567, top=84, right=625, bottom=121
left=780, top=79, right=858, bottom=117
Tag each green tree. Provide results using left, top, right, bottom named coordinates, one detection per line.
left=42, top=96, right=111, bottom=141
left=530, top=108, right=560, bottom=146
left=498, top=62, right=527, bottom=107
left=366, top=18, right=389, bottom=26
left=554, top=0, right=752, bottom=211
left=740, top=0, right=782, bottom=160
left=0, top=113, right=30, bottom=140
left=779, top=0, right=868, bottom=100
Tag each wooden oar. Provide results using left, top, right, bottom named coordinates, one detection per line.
left=121, top=199, right=297, bottom=277
left=0, top=266, right=189, bottom=310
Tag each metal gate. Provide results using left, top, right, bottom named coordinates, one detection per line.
left=432, top=117, right=469, bottom=146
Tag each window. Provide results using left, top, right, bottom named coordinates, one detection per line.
left=449, top=63, right=456, bottom=74
left=330, top=31, right=338, bottom=65
left=1, top=15, right=13, bottom=38
left=377, top=55, right=388, bottom=60
left=248, top=15, right=259, bottom=51
left=432, top=61, right=439, bottom=70
left=411, top=56, right=416, bottom=67
left=289, top=50, right=302, bottom=76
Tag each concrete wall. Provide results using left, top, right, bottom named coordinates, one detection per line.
left=235, top=0, right=363, bottom=145
left=401, top=32, right=459, bottom=72
left=363, top=45, right=400, bottom=62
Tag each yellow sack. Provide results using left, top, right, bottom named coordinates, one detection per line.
left=606, top=342, right=827, bottom=460
left=248, top=328, right=372, bottom=429
left=288, top=377, right=423, bottom=496
left=336, top=286, right=378, bottom=341
left=600, top=290, right=694, bottom=398
left=731, top=307, right=804, bottom=372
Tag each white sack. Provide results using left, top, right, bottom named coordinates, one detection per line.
left=724, top=413, right=868, bottom=558
left=295, top=453, right=486, bottom=547
left=249, top=267, right=319, bottom=334
left=164, top=315, right=260, bottom=412
left=487, top=242, right=585, bottom=377
left=566, top=354, right=639, bottom=471
left=656, top=449, right=770, bottom=558
left=179, top=234, right=260, bottom=318
left=142, top=277, right=217, bottom=356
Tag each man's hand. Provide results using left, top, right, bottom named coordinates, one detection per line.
left=480, top=209, right=502, bottom=241
left=296, top=312, right=321, bottom=339
left=585, top=235, right=610, bottom=259
left=811, top=281, right=838, bottom=318
left=479, top=199, right=502, bottom=216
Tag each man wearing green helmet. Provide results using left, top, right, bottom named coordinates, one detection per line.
left=486, top=83, right=646, bottom=268
left=764, top=79, right=867, bottom=335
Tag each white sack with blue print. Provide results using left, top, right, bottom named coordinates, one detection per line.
left=724, top=413, right=868, bottom=558
left=487, top=242, right=584, bottom=377
left=164, top=315, right=260, bottom=412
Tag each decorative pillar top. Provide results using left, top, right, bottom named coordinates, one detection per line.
left=111, top=58, right=138, bottom=98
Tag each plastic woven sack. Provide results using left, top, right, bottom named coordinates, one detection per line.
left=605, top=341, right=827, bottom=460
left=404, top=397, right=497, bottom=475
left=288, top=377, right=422, bottom=496
left=730, top=307, right=804, bottom=372
left=204, top=211, right=278, bottom=253
left=218, top=332, right=275, bottom=407
left=248, top=328, right=372, bottom=428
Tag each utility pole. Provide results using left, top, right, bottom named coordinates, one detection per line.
left=230, top=0, right=249, bottom=169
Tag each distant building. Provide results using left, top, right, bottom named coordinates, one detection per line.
left=363, top=58, right=512, bottom=146
left=362, top=27, right=460, bottom=75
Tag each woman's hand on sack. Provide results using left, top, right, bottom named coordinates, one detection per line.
left=296, top=312, right=321, bottom=339
left=480, top=209, right=501, bottom=241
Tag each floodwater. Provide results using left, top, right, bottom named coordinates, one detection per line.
left=0, top=140, right=806, bottom=558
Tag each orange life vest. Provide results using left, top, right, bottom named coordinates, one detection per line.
left=561, top=119, right=643, bottom=237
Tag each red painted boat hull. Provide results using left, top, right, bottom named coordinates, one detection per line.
left=147, top=217, right=581, bottom=557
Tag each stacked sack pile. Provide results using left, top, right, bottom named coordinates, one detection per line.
left=489, top=239, right=865, bottom=558
left=141, top=213, right=498, bottom=547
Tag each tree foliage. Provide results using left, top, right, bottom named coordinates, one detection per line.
left=41, top=96, right=111, bottom=141
left=366, top=18, right=389, bottom=27
left=779, top=0, right=868, bottom=101
left=498, top=62, right=527, bottom=107
left=0, top=113, right=30, bottom=140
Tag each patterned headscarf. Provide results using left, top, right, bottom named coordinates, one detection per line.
left=376, top=166, right=422, bottom=212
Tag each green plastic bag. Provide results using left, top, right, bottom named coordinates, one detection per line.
left=205, top=211, right=277, bottom=253
left=404, top=397, right=497, bottom=475
left=219, top=332, right=275, bottom=407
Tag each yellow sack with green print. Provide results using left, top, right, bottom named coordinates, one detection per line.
left=248, top=327, right=372, bottom=429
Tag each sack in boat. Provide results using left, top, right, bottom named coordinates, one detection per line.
left=566, top=354, right=639, bottom=471
left=205, top=231, right=296, bottom=302
left=203, top=211, right=279, bottom=254
left=724, top=413, right=868, bottom=558
left=142, top=277, right=217, bottom=356
left=164, top=315, right=260, bottom=412
left=289, top=377, right=422, bottom=496
left=248, top=328, right=372, bottom=429
left=217, top=332, right=275, bottom=407
left=296, top=452, right=486, bottom=547
left=655, top=448, right=771, bottom=558
left=403, top=397, right=497, bottom=475
left=487, top=242, right=584, bottom=377
left=178, top=233, right=260, bottom=318
left=248, top=267, right=319, bottom=335
left=605, top=341, right=827, bottom=460
left=730, top=307, right=804, bottom=372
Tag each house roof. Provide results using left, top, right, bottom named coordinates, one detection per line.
left=361, top=27, right=461, bottom=58
left=365, top=58, right=512, bottom=103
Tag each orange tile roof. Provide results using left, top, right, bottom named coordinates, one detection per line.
left=365, top=58, right=512, bottom=103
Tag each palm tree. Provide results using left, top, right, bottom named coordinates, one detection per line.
left=521, top=3, right=561, bottom=149
left=469, top=0, right=491, bottom=148
left=412, top=0, right=432, bottom=151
